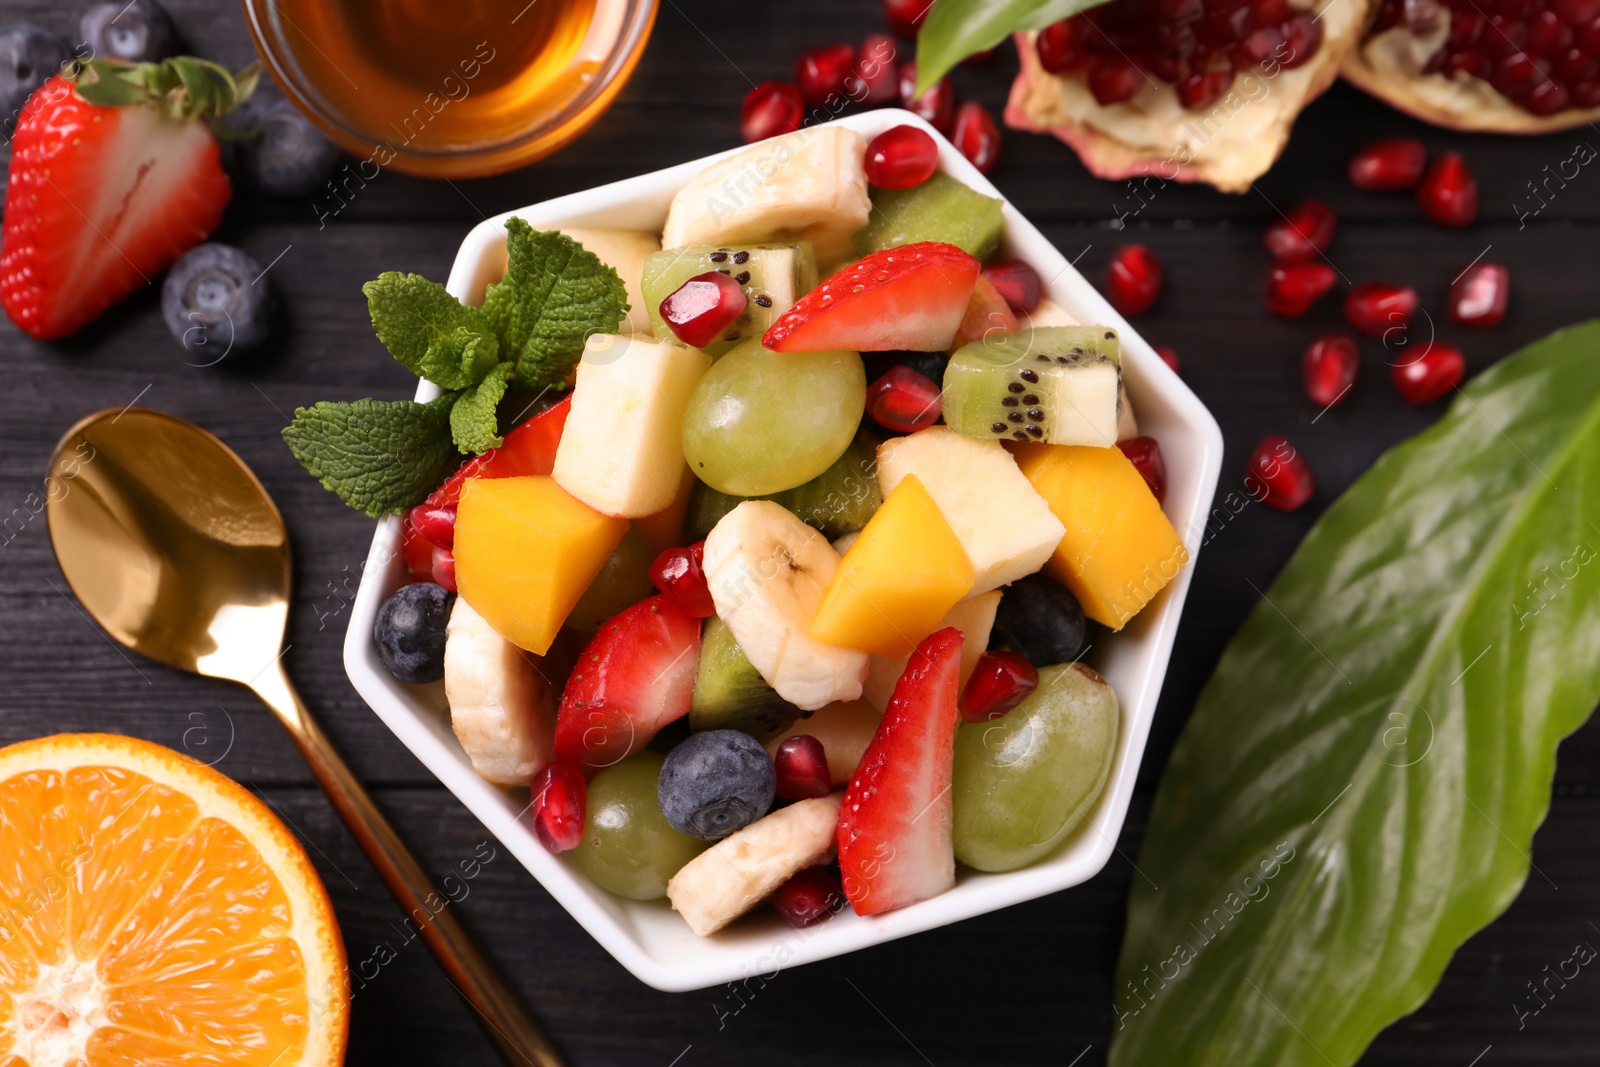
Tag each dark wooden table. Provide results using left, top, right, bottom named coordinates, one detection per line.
left=2, top=1, right=1597, bottom=1064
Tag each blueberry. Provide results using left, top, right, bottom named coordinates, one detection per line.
left=658, top=730, right=776, bottom=841
left=0, top=23, right=71, bottom=132
left=991, top=573, right=1088, bottom=665
left=375, top=582, right=454, bottom=684
left=162, top=243, right=272, bottom=359
left=79, top=0, right=175, bottom=63
left=230, top=88, right=341, bottom=198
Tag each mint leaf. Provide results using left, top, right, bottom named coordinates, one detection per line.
left=282, top=394, right=458, bottom=517
left=363, top=272, right=499, bottom=389
left=482, top=219, right=629, bottom=391
left=450, top=363, right=514, bottom=455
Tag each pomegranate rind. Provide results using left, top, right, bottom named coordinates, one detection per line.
left=1003, top=0, right=1372, bottom=194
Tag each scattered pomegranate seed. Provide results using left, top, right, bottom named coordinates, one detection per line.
left=866, top=365, right=942, bottom=433
left=1107, top=244, right=1162, bottom=315
left=774, top=736, right=832, bottom=800
left=1266, top=263, right=1336, bottom=317
left=1246, top=434, right=1314, bottom=512
left=884, top=0, right=934, bottom=37
left=1344, top=282, right=1419, bottom=337
left=1449, top=262, right=1510, bottom=327
left=864, top=124, right=939, bottom=189
left=1117, top=436, right=1169, bottom=502
left=983, top=260, right=1042, bottom=314
left=649, top=542, right=715, bottom=618
left=1392, top=343, right=1464, bottom=404
left=953, top=101, right=1002, bottom=173
left=960, top=651, right=1040, bottom=722
left=1349, top=138, right=1428, bottom=190
left=530, top=763, right=587, bottom=853
left=1037, top=19, right=1085, bottom=73
left=741, top=82, right=804, bottom=143
left=851, top=34, right=901, bottom=104
left=898, top=62, right=955, bottom=132
left=1303, top=334, right=1360, bottom=408
left=406, top=502, right=457, bottom=550
left=659, top=271, right=748, bottom=349
left=795, top=43, right=856, bottom=106
left=1087, top=56, right=1144, bottom=105
left=431, top=547, right=457, bottom=591
left=1265, top=200, right=1337, bottom=263
left=772, top=865, right=844, bottom=928
left=1417, top=152, right=1478, bottom=227
left=1155, top=345, right=1180, bottom=373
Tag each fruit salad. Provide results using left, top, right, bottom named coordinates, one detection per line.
left=338, top=122, right=1190, bottom=937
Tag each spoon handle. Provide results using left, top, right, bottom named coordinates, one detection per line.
left=251, top=661, right=564, bottom=1067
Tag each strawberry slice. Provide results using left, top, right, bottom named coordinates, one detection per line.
left=762, top=242, right=980, bottom=353
left=837, top=626, right=963, bottom=916
left=950, top=272, right=1019, bottom=350
left=428, top=395, right=572, bottom=508
left=1, top=59, right=253, bottom=341
left=554, top=594, right=702, bottom=772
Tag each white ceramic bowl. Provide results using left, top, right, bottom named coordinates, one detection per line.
left=343, top=109, right=1223, bottom=992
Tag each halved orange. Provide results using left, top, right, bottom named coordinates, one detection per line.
left=0, top=734, right=348, bottom=1067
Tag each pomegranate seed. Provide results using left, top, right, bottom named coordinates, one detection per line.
left=1584, top=17, right=1600, bottom=53
left=1265, top=200, right=1337, bottom=263
left=864, top=124, right=939, bottom=188
left=1554, top=0, right=1600, bottom=23
left=1345, top=281, right=1419, bottom=337
left=1447, top=9, right=1486, bottom=48
left=431, top=546, right=457, bottom=591
left=1349, top=138, right=1428, bottom=190
left=1236, top=24, right=1285, bottom=66
left=1155, top=345, right=1180, bottom=373
left=772, top=865, right=844, bottom=928
left=1491, top=50, right=1545, bottom=98
left=1117, top=436, right=1169, bottom=502
left=795, top=43, right=856, bottom=106
left=1177, top=70, right=1233, bottom=109
left=659, top=271, right=748, bottom=349
left=1555, top=46, right=1600, bottom=83
left=1303, top=334, right=1360, bottom=408
left=1417, top=152, right=1478, bottom=227
left=774, top=736, right=832, bottom=800
left=960, top=651, right=1040, bottom=722
left=1246, top=434, right=1314, bottom=512
left=1530, top=10, right=1576, bottom=53
left=1037, top=19, right=1085, bottom=73
left=1445, top=50, right=1492, bottom=78
left=1251, top=0, right=1292, bottom=27
left=649, top=541, right=715, bottom=618
left=530, top=762, right=586, bottom=853
left=897, top=61, right=955, bottom=132
left=1392, top=343, right=1465, bottom=404
left=866, top=365, right=942, bottom=433
left=850, top=34, right=901, bottom=105
left=983, top=260, right=1043, bottom=314
left=953, top=101, right=1002, bottom=173
left=1088, top=56, right=1145, bottom=105
left=1449, top=262, right=1510, bottom=327
left=1266, top=263, right=1336, bottom=316
left=406, top=502, right=457, bottom=550
left=885, top=0, right=934, bottom=37
left=1525, top=79, right=1572, bottom=113
left=740, top=82, right=804, bottom=143
left=1576, top=78, right=1600, bottom=105
left=1279, top=12, right=1322, bottom=67
left=401, top=514, right=437, bottom=582
left=1107, top=244, right=1162, bottom=315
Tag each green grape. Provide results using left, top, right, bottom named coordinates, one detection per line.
left=952, top=663, right=1119, bottom=873
left=565, top=525, right=656, bottom=634
left=572, top=752, right=708, bottom=900
left=681, top=339, right=865, bottom=496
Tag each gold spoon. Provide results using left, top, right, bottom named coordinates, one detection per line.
left=45, top=406, right=564, bottom=1067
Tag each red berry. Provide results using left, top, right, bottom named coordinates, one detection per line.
left=1176, top=70, right=1233, bottom=110
left=1449, top=262, right=1509, bottom=327
left=851, top=34, right=902, bottom=105
left=795, top=43, right=856, bottom=106
left=983, top=260, right=1042, bottom=314
left=1246, top=434, right=1314, bottom=512
left=401, top=513, right=437, bottom=582
left=1266, top=262, right=1336, bottom=316
left=1264, top=200, right=1337, bottom=263
left=959, top=651, right=1040, bottom=723
left=1117, top=436, right=1168, bottom=502
left=1417, top=152, right=1478, bottom=227
left=649, top=541, right=715, bottom=618
left=1037, top=19, right=1084, bottom=73
left=658, top=271, right=748, bottom=349
left=953, top=101, right=1001, bottom=174
left=1107, top=244, right=1161, bottom=315
left=772, top=865, right=844, bottom=928
left=530, top=762, right=586, bottom=854
left=1349, top=138, right=1428, bottom=190
left=741, top=82, right=804, bottom=143
left=1303, top=333, right=1360, bottom=408
left=1344, top=281, right=1419, bottom=337
left=898, top=62, right=954, bottom=132
left=1087, top=56, right=1144, bottom=105
left=774, top=735, right=831, bottom=800
left=431, top=546, right=457, bottom=592
left=866, top=364, right=942, bottom=433
left=1279, top=11, right=1323, bottom=66
left=406, top=502, right=457, bottom=550
left=885, top=0, right=934, bottom=37
left=1155, top=345, right=1180, bottom=373
left=864, top=124, right=939, bottom=189
left=1392, top=343, right=1464, bottom=404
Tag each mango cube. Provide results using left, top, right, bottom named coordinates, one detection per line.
left=809, top=475, right=974, bottom=657
left=455, top=476, right=629, bottom=654
left=1011, top=443, right=1189, bottom=629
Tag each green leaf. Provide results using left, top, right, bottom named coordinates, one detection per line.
left=282, top=394, right=458, bottom=518
left=482, top=219, right=629, bottom=391
left=450, top=363, right=514, bottom=455
left=915, top=0, right=1113, bottom=94
left=1112, top=322, right=1600, bottom=1067
left=363, top=272, right=500, bottom=390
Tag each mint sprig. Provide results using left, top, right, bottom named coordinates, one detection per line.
left=363, top=272, right=500, bottom=390
left=283, top=395, right=458, bottom=519
left=450, top=363, right=514, bottom=455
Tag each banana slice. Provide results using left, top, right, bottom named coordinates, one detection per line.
left=661, top=126, right=871, bottom=268
left=702, top=500, right=869, bottom=710
left=444, top=597, right=557, bottom=785
left=667, top=793, right=843, bottom=937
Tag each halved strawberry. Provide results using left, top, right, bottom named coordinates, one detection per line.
left=1, top=58, right=254, bottom=341
left=428, top=395, right=572, bottom=508
left=837, top=626, right=963, bottom=917
left=553, top=594, right=701, bottom=772
left=950, top=272, right=1019, bottom=350
left=762, top=242, right=980, bottom=353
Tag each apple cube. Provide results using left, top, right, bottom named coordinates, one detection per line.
left=863, top=590, right=1000, bottom=711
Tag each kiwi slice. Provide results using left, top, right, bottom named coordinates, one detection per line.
left=641, top=243, right=818, bottom=356
left=684, top=435, right=882, bottom=541
left=690, top=617, right=808, bottom=741
left=942, top=326, right=1123, bottom=447
left=854, top=173, right=1005, bottom=260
